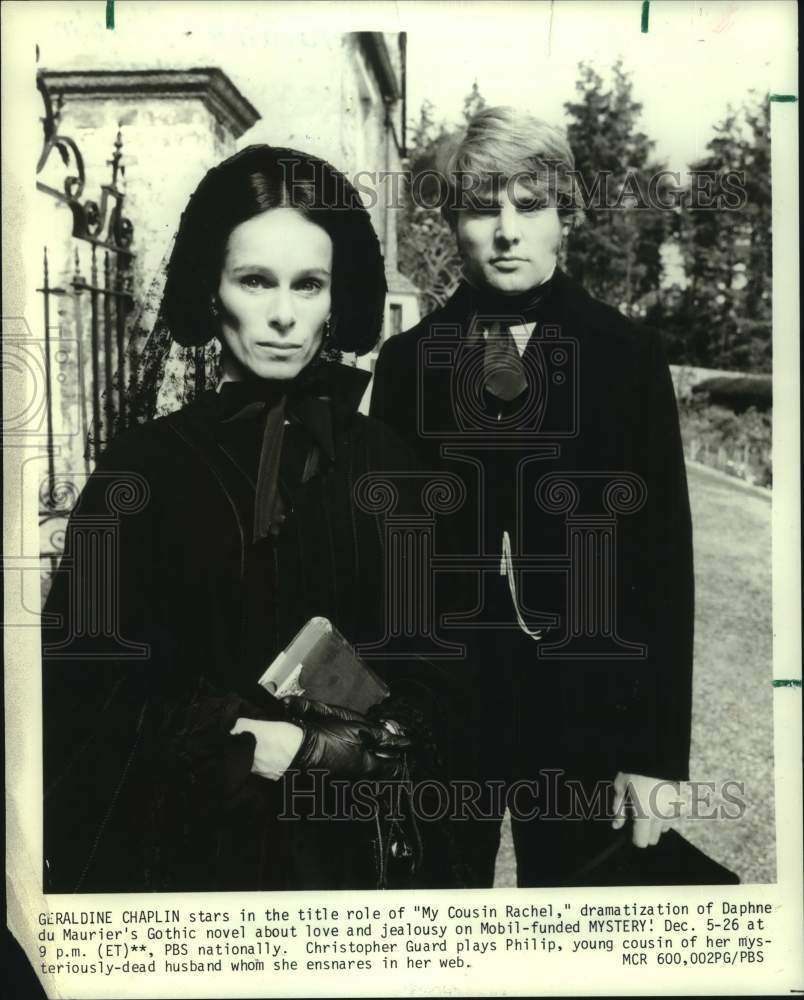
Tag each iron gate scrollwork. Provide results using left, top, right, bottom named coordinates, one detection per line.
left=37, top=69, right=136, bottom=588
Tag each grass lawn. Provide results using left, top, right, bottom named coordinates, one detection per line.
left=494, top=462, right=774, bottom=886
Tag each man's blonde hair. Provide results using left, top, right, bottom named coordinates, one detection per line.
left=442, top=106, right=584, bottom=226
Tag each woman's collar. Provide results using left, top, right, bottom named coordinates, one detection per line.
left=216, top=360, right=370, bottom=429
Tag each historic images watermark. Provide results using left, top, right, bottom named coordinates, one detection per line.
left=37, top=469, right=152, bottom=660
left=275, top=157, right=748, bottom=213
left=279, top=771, right=748, bottom=824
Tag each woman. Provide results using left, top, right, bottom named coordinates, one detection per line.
left=42, top=146, right=462, bottom=893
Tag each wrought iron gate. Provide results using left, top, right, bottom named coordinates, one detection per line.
left=37, top=70, right=136, bottom=586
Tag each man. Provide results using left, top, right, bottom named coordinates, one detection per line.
left=370, top=106, right=695, bottom=887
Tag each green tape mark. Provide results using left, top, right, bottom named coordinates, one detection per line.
left=641, top=1, right=650, bottom=33
left=769, top=94, right=797, bottom=103
left=772, top=679, right=802, bottom=688
left=106, top=0, right=114, bottom=29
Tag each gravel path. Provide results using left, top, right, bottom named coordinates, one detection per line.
left=493, top=462, right=774, bottom=886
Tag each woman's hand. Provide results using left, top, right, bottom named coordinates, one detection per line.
left=283, top=697, right=412, bottom=780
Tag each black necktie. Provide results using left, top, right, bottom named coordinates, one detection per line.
left=468, top=275, right=554, bottom=404
left=483, top=323, right=527, bottom=402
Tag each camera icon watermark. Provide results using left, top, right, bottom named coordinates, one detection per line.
left=1, top=321, right=79, bottom=440
left=417, top=318, right=579, bottom=444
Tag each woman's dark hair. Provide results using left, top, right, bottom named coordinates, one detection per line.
left=161, top=145, right=387, bottom=355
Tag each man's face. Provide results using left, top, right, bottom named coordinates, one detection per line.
left=454, top=178, right=563, bottom=295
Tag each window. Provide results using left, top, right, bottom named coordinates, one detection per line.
left=389, top=302, right=403, bottom=338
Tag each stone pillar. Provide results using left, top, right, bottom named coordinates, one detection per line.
left=39, top=68, right=260, bottom=294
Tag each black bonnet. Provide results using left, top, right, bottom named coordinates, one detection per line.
left=162, top=144, right=387, bottom=356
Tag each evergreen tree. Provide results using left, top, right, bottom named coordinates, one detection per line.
left=563, top=61, right=670, bottom=318
left=461, top=80, right=487, bottom=123
left=397, top=86, right=489, bottom=313
left=668, top=95, right=771, bottom=371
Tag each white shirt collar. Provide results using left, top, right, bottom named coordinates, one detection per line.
left=478, top=320, right=536, bottom=357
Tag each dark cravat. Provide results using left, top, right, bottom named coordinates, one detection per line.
left=483, top=324, right=527, bottom=402
left=217, top=363, right=368, bottom=544
left=467, top=274, right=554, bottom=404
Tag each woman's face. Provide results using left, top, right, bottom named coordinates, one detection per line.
left=217, top=207, right=333, bottom=381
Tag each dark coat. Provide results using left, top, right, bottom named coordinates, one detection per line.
left=42, top=364, right=464, bottom=893
left=370, top=270, right=694, bottom=786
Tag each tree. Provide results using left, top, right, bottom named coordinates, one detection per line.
left=397, top=84, right=489, bottom=314
left=563, top=60, right=670, bottom=319
left=461, top=80, right=486, bottom=123
left=666, top=95, right=771, bottom=372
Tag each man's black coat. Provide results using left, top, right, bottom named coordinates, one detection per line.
left=370, top=269, right=694, bottom=788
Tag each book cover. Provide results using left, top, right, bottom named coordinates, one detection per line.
left=258, top=617, right=389, bottom=714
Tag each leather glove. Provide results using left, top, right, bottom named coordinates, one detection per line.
left=283, top=696, right=411, bottom=780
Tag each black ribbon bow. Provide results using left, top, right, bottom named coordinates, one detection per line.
left=218, top=363, right=369, bottom=543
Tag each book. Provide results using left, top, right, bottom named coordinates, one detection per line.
left=258, top=617, right=389, bottom=714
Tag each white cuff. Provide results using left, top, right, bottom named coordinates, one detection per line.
left=230, top=718, right=305, bottom=781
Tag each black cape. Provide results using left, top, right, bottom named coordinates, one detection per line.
left=42, top=364, right=466, bottom=892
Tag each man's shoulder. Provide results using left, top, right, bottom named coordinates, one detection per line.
left=345, top=411, right=419, bottom=470
left=557, top=271, right=645, bottom=331
left=560, top=272, right=662, bottom=353
left=376, top=325, right=421, bottom=361
left=377, top=317, right=436, bottom=362
left=377, top=274, right=663, bottom=366
left=377, top=295, right=463, bottom=362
